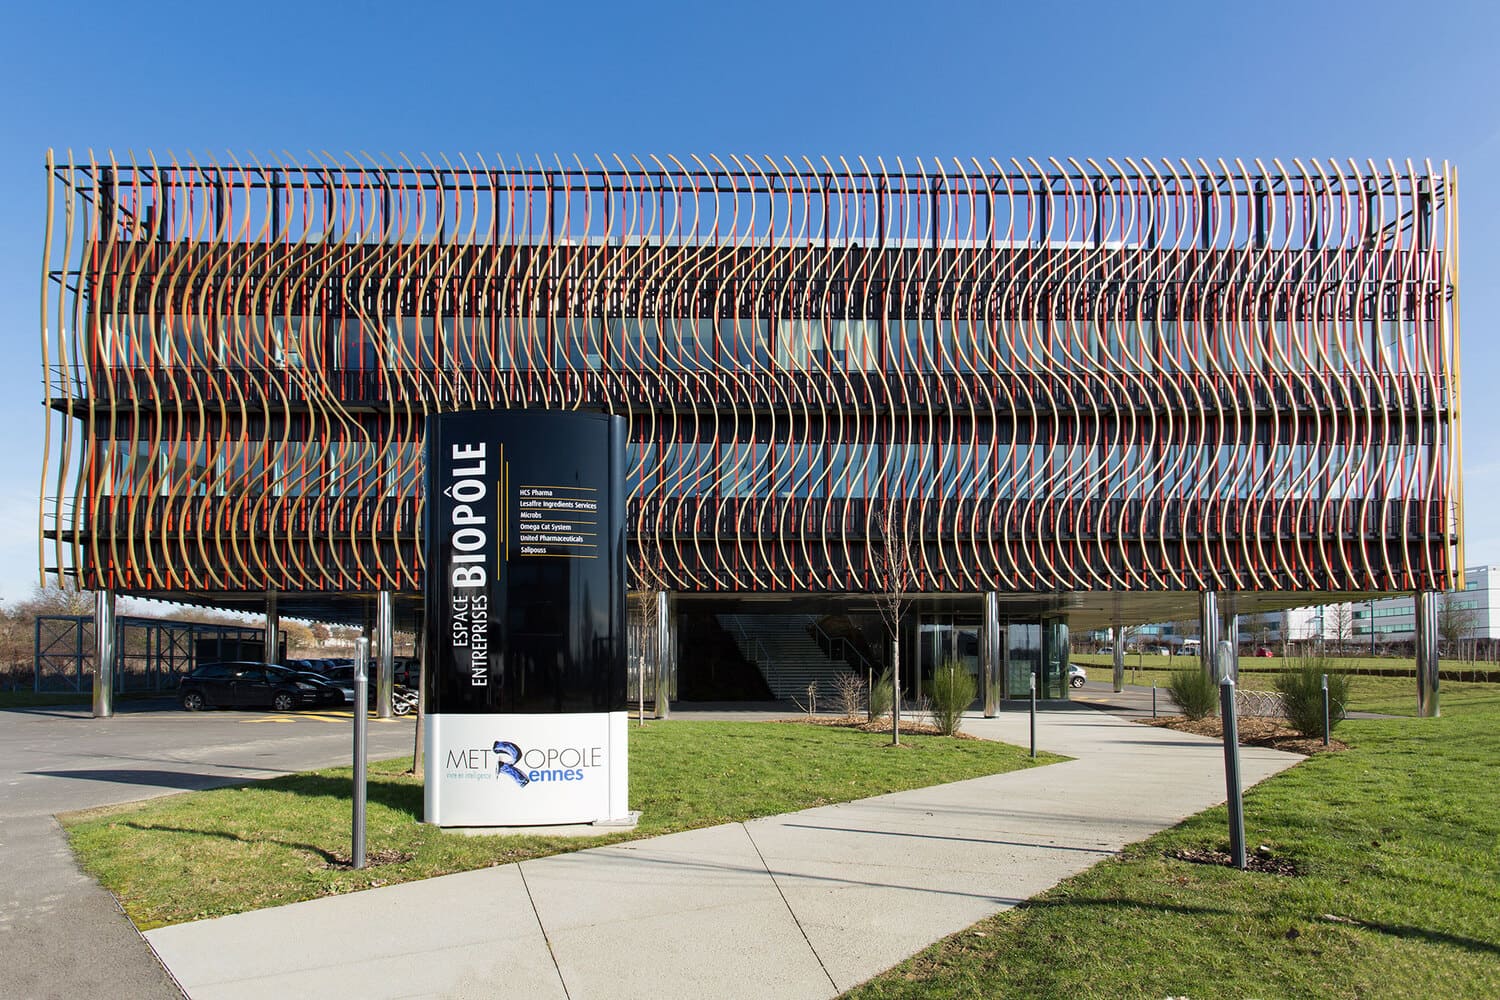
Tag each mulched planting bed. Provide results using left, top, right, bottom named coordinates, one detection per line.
left=778, top=716, right=979, bottom=738
left=324, top=848, right=416, bottom=870
left=1167, top=845, right=1301, bottom=876
left=1140, top=714, right=1347, bottom=754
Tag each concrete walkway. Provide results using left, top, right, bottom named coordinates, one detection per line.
left=146, top=709, right=1302, bottom=999
left=0, top=701, right=415, bottom=1000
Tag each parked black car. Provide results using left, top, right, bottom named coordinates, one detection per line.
left=179, top=662, right=345, bottom=712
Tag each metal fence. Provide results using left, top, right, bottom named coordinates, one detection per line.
left=33, top=616, right=275, bottom=694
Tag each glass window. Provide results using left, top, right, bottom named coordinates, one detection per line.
left=1006, top=623, right=1040, bottom=699
left=719, top=441, right=766, bottom=498
left=827, top=443, right=877, bottom=498
left=720, top=318, right=768, bottom=366
left=626, top=441, right=657, bottom=496
left=774, top=319, right=827, bottom=370
left=832, top=319, right=878, bottom=369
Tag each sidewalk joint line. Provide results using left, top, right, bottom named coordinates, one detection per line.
left=517, top=862, right=573, bottom=1000
left=741, top=821, right=840, bottom=995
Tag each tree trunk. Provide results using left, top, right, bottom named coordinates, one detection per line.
left=891, top=640, right=901, bottom=746
left=409, top=617, right=426, bottom=775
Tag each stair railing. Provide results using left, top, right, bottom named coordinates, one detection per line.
left=726, top=616, right=779, bottom=694
left=806, top=616, right=875, bottom=676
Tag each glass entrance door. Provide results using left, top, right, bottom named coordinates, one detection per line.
left=917, top=615, right=982, bottom=706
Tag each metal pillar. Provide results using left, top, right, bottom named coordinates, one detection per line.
left=376, top=591, right=394, bottom=719
left=654, top=591, right=673, bottom=719
left=92, top=590, right=116, bottom=718
left=264, top=589, right=280, bottom=665
left=1111, top=619, right=1125, bottom=693
left=1219, top=600, right=1239, bottom=682
left=1415, top=590, right=1440, bottom=717
left=983, top=592, right=1001, bottom=716
left=1199, top=590, right=1220, bottom=679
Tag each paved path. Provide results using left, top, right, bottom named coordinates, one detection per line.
left=0, top=701, right=415, bottom=1000
left=146, top=709, right=1302, bottom=999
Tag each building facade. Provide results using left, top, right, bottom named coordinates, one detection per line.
left=41, top=153, right=1463, bottom=704
left=1345, top=565, right=1497, bottom=650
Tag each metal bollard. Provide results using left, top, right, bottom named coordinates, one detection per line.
left=1152, top=684, right=1157, bottom=719
left=1322, top=673, right=1331, bottom=747
left=1029, top=671, right=1037, bottom=759
left=353, top=638, right=369, bottom=870
left=1219, top=676, right=1246, bottom=870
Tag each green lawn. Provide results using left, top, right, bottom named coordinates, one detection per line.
left=1073, top=654, right=1500, bottom=716
left=848, top=707, right=1500, bottom=1000
left=64, top=720, right=1058, bottom=930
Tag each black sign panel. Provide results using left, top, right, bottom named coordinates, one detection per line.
left=423, top=410, right=627, bottom=714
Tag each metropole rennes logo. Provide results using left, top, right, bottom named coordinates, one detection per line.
left=443, top=739, right=606, bottom=785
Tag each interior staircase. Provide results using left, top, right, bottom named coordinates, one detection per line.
left=716, top=614, right=857, bottom=702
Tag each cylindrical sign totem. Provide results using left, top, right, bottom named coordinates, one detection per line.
left=423, top=409, right=628, bottom=827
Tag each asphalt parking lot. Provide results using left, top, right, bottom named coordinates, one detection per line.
left=0, top=699, right=415, bottom=1000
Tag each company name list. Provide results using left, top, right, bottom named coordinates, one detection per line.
left=516, top=485, right=598, bottom=558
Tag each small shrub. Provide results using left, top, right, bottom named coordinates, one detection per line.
left=868, top=669, right=894, bottom=721
left=1167, top=667, right=1218, bottom=720
left=926, top=660, right=977, bottom=735
left=1275, top=658, right=1351, bottom=737
left=832, top=671, right=867, bottom=721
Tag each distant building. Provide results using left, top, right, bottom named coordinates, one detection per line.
left=1345, top=565, right=1497, bottom=647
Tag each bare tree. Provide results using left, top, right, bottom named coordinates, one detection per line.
left=628, top=592, right=656, bottom=727
left=1438, top=595, right=1477, bottom=659
left=18, top=582, right=94, bottom=617
left=409, top=612, right=427, bottom=776
left=1325, top=603, right=1355, bottom=652
left=870, top=505, right=919, bottom=746
left=1244, top=615, right=1269, bottom=652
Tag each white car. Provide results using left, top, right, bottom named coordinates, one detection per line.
left=1068, top=664, right=1088, bottom=689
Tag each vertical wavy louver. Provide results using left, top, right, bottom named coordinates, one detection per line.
left=40, top=153, right=1461, bottom=597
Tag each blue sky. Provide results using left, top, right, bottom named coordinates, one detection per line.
left=1, top=0, right=1497, bottom=601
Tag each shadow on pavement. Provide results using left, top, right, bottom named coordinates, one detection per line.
left=30, top=768, right=258, bottom=791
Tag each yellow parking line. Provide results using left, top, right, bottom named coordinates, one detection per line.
left=241, top=711, right=401, bottom=724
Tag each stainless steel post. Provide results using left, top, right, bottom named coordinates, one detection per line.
left=983, top=592, right=1001, bottom=717
left=1219, top=604, right=1239, bottom=681
left=1219, top=676, right=1246, bottom=870
left=1111, top=619, right=1125, bottom=693
left=1321, top=673, right=1331, bottom=747
left=654, top=591, right=672, bottom=720
left=1028, top=671, right=1036, bottom=759
left=264, top=589, right=280, bottom=664
left=1415, top=589, right=1440, bottom=717
left=1215, top=641, right=1235, bottom=691
left=376, top=590, right=394, bottom=719
left=92, top=590, right=116, bottom=718
left=1199, top=590, right=1220, bottom=680
left=353, top=638, right=369, bottom=870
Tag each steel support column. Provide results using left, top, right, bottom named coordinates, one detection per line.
left=654, top=591, right=674, bottom=719
left=983, top=592, right=1001, bottom=716
left=376, top=590, right=394, bottom=719
left=92, top=590, right=115, bottom=718
left=1415, top=590, right=1440, bottom=717
left=1112, top=619, right=1125, bottom=693
left=264, top=589, right=280, bottom=665
left=1199, top=590, right=1220, bottom=679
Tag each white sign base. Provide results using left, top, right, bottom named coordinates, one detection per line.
left=424, top=712, right=629, bottom=827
